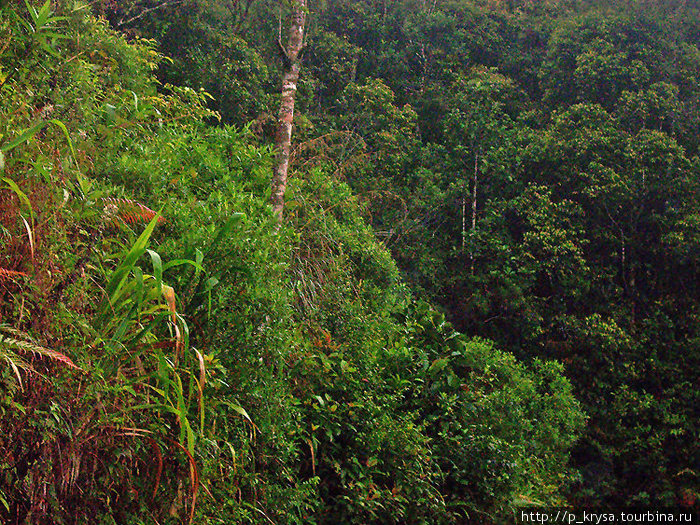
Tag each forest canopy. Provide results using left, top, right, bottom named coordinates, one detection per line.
left=0, top=0, right=698, bottom=523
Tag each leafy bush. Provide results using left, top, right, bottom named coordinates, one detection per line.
left=0, top=2, right=587, bottom=523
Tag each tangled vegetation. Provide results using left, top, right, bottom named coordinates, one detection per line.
left=1, top=0, right=698, bottom=523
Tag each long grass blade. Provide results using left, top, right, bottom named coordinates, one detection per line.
left=5, top=355, right=25, bottom=389
left=168, top=439, right=199, bottom=525
left=147, top=437, right=164, bottom=500
left=20, top=215, right=34, bottom=260
left=147, top=249, right=163, bottom=293
left=193, top=348, right=206, bottom=432
left=2, top=177, right=34, bottom=223
left=98, top=212, right=162, bottom=323
left=0, top=119, right=75, bottom=160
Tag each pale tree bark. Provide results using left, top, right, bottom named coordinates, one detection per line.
left=461, top=191, right=466, bottom=251
left=471, top=149, right=478, bottom=233
left=461, top=149, right=480, bottom=256
left=469, top=149, right=479, bottom=274
left=271, top=0, right=306, bottom=224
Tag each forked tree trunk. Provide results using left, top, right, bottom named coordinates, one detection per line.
left=271, top=0, right=306, bottom=223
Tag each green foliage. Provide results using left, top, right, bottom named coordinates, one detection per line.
left=4, top=0, right=698, bottom=522
left=306, top=30, right=361, bottom=107
left=284, top=0, right=700, bottom=510
left=400, top=304, right=585, bottom=519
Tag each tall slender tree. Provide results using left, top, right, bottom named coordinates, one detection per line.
left=271, top=0, right=306, bottom=223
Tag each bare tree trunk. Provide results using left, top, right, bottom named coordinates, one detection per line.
left=471, top=150, right=478, bottom=233
left=469, top=150, right=479, bottom=273
left=461, top=192, right=466, bottom=251
left=271, top=0, right=306, bottom=224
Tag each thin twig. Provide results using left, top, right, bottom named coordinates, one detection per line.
left=116, top=0, right=186, bottom=28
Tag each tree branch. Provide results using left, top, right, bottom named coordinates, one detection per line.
left=277, top=37, right=292, bottom=67
left=116, top=0, right=186, bottom=28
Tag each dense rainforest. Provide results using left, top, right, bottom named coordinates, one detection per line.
left=0, top=0, right=698, bottom=523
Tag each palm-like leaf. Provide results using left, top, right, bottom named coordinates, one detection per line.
left=0, top=326, right=80, bottom=382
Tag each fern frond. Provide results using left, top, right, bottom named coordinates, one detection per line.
left=102, top=197, right=165, bottom=226
left=0, top=268, right=28, bottom=280
left=2, top=349, right=34, bottom=389
left=2, top=348, right=33, bottom=372
left=0, top=326, right=81, bottom=370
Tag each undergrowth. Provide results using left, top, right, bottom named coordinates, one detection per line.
left=0, top=2, right=585, bottom=523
